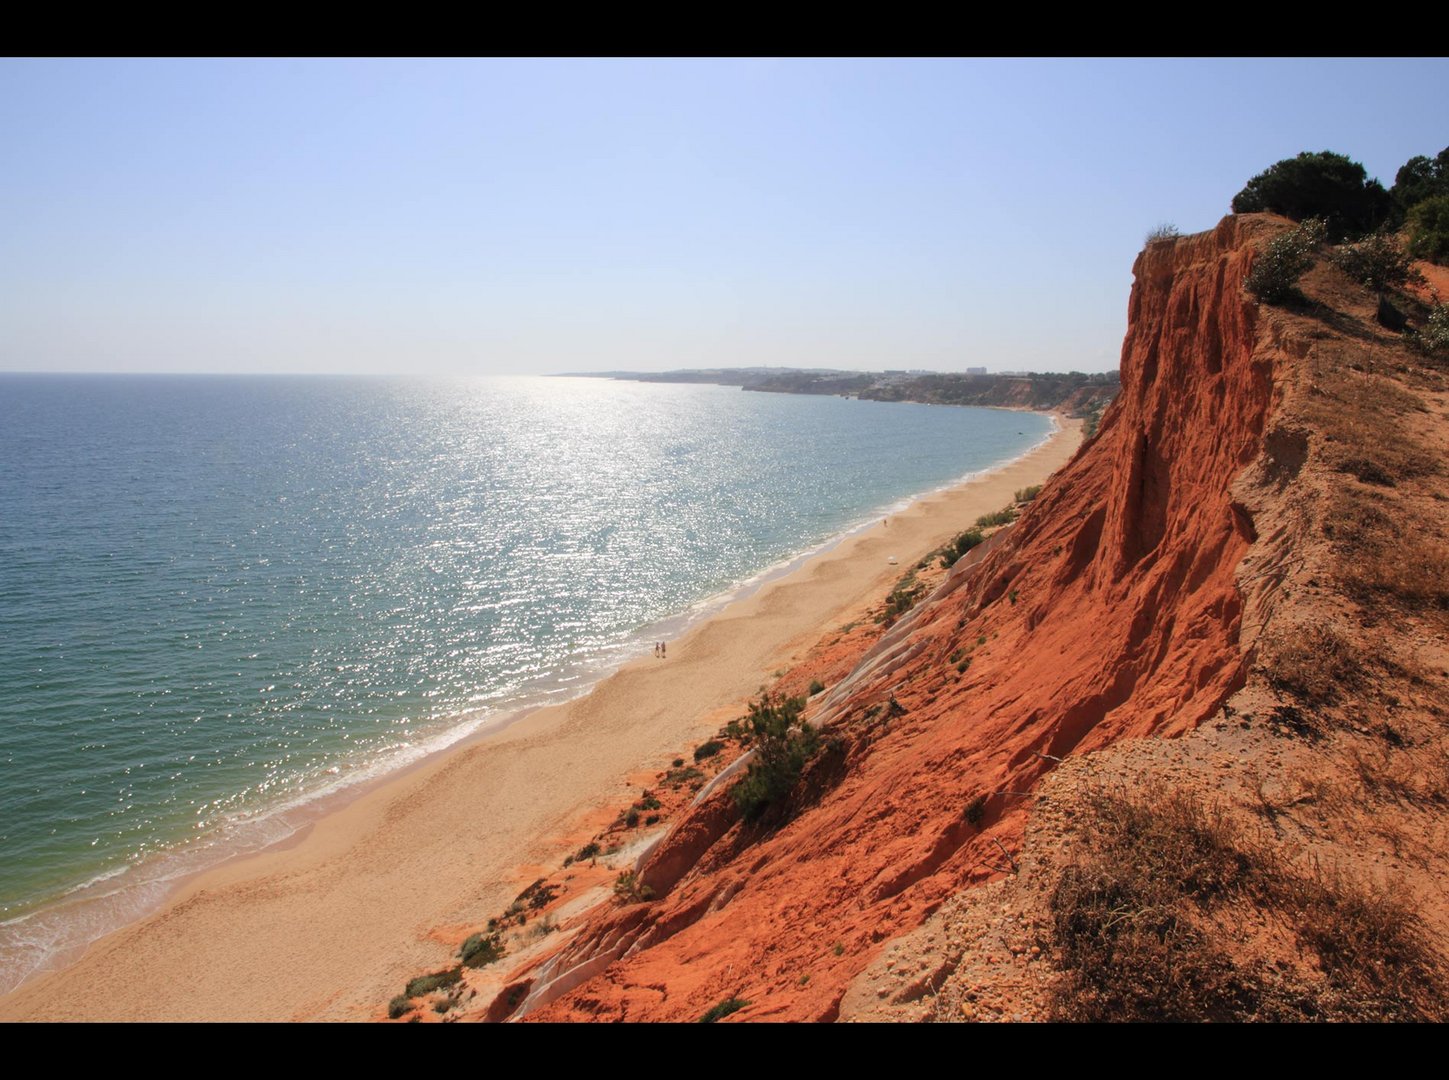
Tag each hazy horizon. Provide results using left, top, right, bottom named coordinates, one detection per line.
left=4, top=57, right=1446, bottom=377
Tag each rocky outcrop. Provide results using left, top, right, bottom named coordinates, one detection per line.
left=487, top=215, right=1291, bottom=1022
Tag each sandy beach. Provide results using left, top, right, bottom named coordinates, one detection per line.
left=0, top=417, right=1082, bottom=1022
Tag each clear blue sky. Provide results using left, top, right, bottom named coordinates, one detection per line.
left=3, top=58, right=1445, bottom=375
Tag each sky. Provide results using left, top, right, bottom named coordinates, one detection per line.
left=2, top=57, right=1446, bottom=376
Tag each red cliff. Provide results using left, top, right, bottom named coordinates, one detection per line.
left=489, top=215, right=1293, bottom=1022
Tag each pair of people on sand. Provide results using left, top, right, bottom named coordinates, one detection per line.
left=653, top=641, right=668, bottom=659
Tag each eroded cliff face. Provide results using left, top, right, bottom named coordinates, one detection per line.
left=493, top=215, right=1288, bottom=1022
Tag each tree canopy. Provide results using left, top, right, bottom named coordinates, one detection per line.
left=1392, top=148, right=1449, bottom=215
left=1231, top=151, right=1391, bottom=241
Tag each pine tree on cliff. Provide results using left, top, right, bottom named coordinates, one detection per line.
left=1231, top=151, right=1391, bottom=241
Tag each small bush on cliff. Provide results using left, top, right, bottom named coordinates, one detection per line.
left=730, top=694, right=819, bottom=822
left=699, top=997, right=749, bottom=1022
left=664, top=764, right=704, bottom=787
left=1407, top=194, right=1449, bottom=265
left=1420, top=303, right=1449, bottom=354
left=1330, top=232, right=1423, bottom=295
left=1014, top=484, right=1042, bottom=503
left=1232, top=151, right=1391, bottom=241
left=975, top=505, right=1017, bottom=529
left=1246, top=218, right=1327, bottom=304
left=459, top=931, right=506, bottom=968
left=613, top=870, right=655, bottom=904
left=880, top=572, right=925, bottom=624
left=404, top=968, right=461, bottom=999
left=693, top=739, right=724, bottom=762
left=1145, top=223, right=1180, bottom=244
left=939, top=527, right=985, bottom=568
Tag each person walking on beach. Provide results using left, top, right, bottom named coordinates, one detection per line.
left=660, top=641, right=667, bottom=659
left=653, top=642, right=660, bottom=659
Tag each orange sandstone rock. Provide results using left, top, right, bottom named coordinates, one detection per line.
left=490, top=216, right=1289, bottom=1023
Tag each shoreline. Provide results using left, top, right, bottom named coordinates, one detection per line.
left=0, top=410, right=1059, bottom=997
left=0, top=416, right=1082, bottom=1021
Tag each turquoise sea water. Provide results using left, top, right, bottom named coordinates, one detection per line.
left=0, top=373, right=1051, bottom=989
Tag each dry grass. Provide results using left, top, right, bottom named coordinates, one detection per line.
left=1047, top=783, right=1447, bottom=1022
left=1323, top=485, right=1394, bottom=547
left=1300, top=328, right=1449, bottom=614
left=1260, top=623, right=1363, bottom=706
left=1321, top=484, right=1449, bottom=612
left=1278, top=862, right=1447, bottom=1020
left=1343, top=529, right=1449, bottom=609
left=1316, top=387, right=1435, bottom=488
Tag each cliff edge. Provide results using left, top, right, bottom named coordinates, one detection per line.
left=463, top=214, right=1448, bottom=1022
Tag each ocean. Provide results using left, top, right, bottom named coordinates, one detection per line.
left=0, top=372, right=1052, bottom=990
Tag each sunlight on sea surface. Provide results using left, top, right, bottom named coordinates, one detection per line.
left=0, top=373, right=1050, bottom=984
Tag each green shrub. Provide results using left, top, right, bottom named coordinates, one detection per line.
left=693, top=739, right=724, bottom=762
left=807, top=679, right=826, bottom=696
left=1330, top=232, right=1423, bottom=294
left=574, top=841, right=600, bottom=863
left=1418, top=304, right=1449, bottom=354
left=1245, top=218, right=1327, bottom=304
left=1145, top=223, right=1180, bottom=244
left=388, top=995, right=411, bottom=1019
left=625, top=809, right=640, bottom=828
left=1014, top=484, right=1042, bottom=503
left=635, top=792, right=662, bottom=810
left=459, top=932, right=505, bottom=968
left=404, top=968, right=461, bottom=999
left=1407, top=194, right=1449, bottom=265
left=613, top=870, right=655, bottom=904
left=698, top=997, right=749, bottom=1023
left=1232, top=151, right=1391, bottom=241
left=975, top=506, right=1018, bottom=529
left=664, top=765, right=704, bottom=787
left=880, top=573, right=925, bottom=623
left=730, top=694, right=820, bottom=822
left=940, top=527, right=985, bottom=568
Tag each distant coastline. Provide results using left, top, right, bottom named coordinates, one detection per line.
left=558, top=366, right=1118, bottom=422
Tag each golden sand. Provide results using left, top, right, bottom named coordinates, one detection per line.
left=0, top=418, right=1082, bottom=1021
